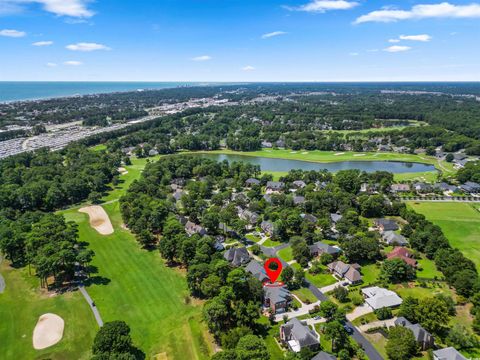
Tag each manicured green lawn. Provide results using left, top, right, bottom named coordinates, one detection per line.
left=392, top=282, right=453, bottom=300
left=246, top=234, right=262, bottom=243
left=306, top=271, right=336, bottom=288
left=417, top=257, right=443, bottom=279
left=293, top=288, right=318, bottom=304
left=0, top=263, right=97, bottom=360
left=262, top=238, right=283, bottom=248
left=407, top=202, right=480, bottom=270
left=361, top=263, right=381, bottom=285
left=277, top=246, right=293, bottom=262
left=61, top=201, right=214, bottom=359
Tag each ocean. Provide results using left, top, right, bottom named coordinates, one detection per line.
left=0, top=82, right=200, bottom=103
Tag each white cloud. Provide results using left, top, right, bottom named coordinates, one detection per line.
left=349, top=52, right=359, bottom=56
left=66, top=42, right=110, bottom=51
left=388, top=39, right=400, bottom=43
left=64, top=60, right=82, bottom=65
left=286, top=0, right=359, bottom=13
left=33, top=40, right=53, bottom=46
left=384, top=45, right=412, bottom=52
left=0, top=29, right=26, bottom=37
left=46, top=62, right=57, bottom=67
left=355, top=2, right=480, bottom=24
left=0, top=0, right=94, bottom=18
left=399, top=34, right=432, bottom=42
left=242, top=65, right=255, bottom=71
left=192, top=55, right=212, bottom=61
left=261, top=31, right=287, bottom=39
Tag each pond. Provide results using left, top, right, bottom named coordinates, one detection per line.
left=196, top=153, right=436, bottom=173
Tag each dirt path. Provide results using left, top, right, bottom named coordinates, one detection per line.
left=79, top=205, right=114, bottom=235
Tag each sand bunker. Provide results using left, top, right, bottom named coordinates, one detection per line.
left=32, top=313, right=64, bottom=350
left=118, top=167, right=128, bottom=175
left=79, top=205, right=114, bottom=235
left=334, top=152, right=345, bottom=156
left=353, top=154, right=366, bottom=157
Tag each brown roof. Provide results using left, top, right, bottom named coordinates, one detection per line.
left=387, top=247, right=417, bottom=267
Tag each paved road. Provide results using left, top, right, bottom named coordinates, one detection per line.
left=75, top=261, right=103, bottom=327
left=347, top=320, right=384, bottom=360
left=78, top=285, right=103, bottom=327
left=259, top=244, right=383, bottom=360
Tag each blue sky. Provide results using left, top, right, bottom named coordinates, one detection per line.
left=0, top=0, right=479, bottom=81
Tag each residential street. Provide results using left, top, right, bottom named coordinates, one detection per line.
left=259, top=243, right=384, bottom=360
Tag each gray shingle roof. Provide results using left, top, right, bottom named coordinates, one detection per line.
left=264, top=285, right=291, bottom=305
left=224, top=247, right=250, bottom=266
left=309, top=241, right=341, bottom=256
left=245, top=260, right=269, bottom=282
left=433, top=347, right=467, bottom=360
left=282, top=318, right=319, bottom=348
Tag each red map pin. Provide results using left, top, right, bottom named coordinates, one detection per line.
left=264, top=258, right=283, bottom=284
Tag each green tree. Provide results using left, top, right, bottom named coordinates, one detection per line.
left=91, top=321, right=142, bottom=359
left=380, top=259, right=416, bottom=283
left=385, top=326, right=417, bottom=360
left=235, top=335, right=269, bottom=360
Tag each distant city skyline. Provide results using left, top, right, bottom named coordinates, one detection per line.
left=1, top=0, right=479, bottom=81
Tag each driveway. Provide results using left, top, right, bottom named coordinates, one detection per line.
left=346, top=304, right=374, bottom=321
left=319, top=281, right=345, bottom=293
left=358, top=318, right=397, bottom=332
left=274, top=300, right=321, bottom=322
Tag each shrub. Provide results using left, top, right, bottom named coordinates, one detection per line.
left=375, top=307, right=393, bottom=320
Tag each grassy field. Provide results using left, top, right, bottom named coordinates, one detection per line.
left=60, top=158, right=214, bottom=359
left=292, top=288, right=318, bottom=304
left=407, top=202, right=480, bottom=270
left=1, top=155, right=213, bottom=360
left=0, top=263, right=97, bottom=360
left=277, top=246, right=293, bottom=262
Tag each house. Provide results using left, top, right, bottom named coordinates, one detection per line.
left=264, top=285, right=291, bottom=314
left=224, top=247, right=250, bottom=266
left=245, top=178, right=261, bottom=187
left=311, top=352, right=336, bottom=360
left=374, top=218, right=399, bottom=232
left=382, top=231, right=408, bottom=246
left=327, top=261, right=362, bottom=284
left=454, top=153, right=468, bottom=161
left=148, top=149, right=159, bottom=156
left=309, top=241, right=341, bottom=257
left=293, top=196, right=306, bottom=205
left=300, top=213, right=318, bottom=224
left=172, top=190, right=185, bottom=201
left=246, top=260, right=269, bottom=282
left=261, top=220, right=276, bottom=236
left=360, top=183, right=379, bottom=193
left=362, top=286, right=403, bottom=310
left=461, top=181, right=480, bottom=194
left=185, top=221, right=207, bottom=236
left=261, top=141, right=273, bottom=148
left=276, top=139, right=286, bottom=148
left=433, top=347, right=467, bottom=360
left=433, top=182, right=459, bottom=193
left=387, top=247, right=417, bottom=267
left=292, top=180, right=307, bottom=188
left=330, top=213, right=343, bottom=224
left=263, top=194, right=273, bottom=204
left=280, top=318, right=320, bottom=353
left=391, top=184, right=411, bottom=193
left=176, top=215, right=188, bottom=225
left=395, top=317, right=434, bottom=350
left=413, top=182, right=432, bottom=193
left=266, top=181, right=285, bottom=192
left=237, top=208, right=259, bottom=225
